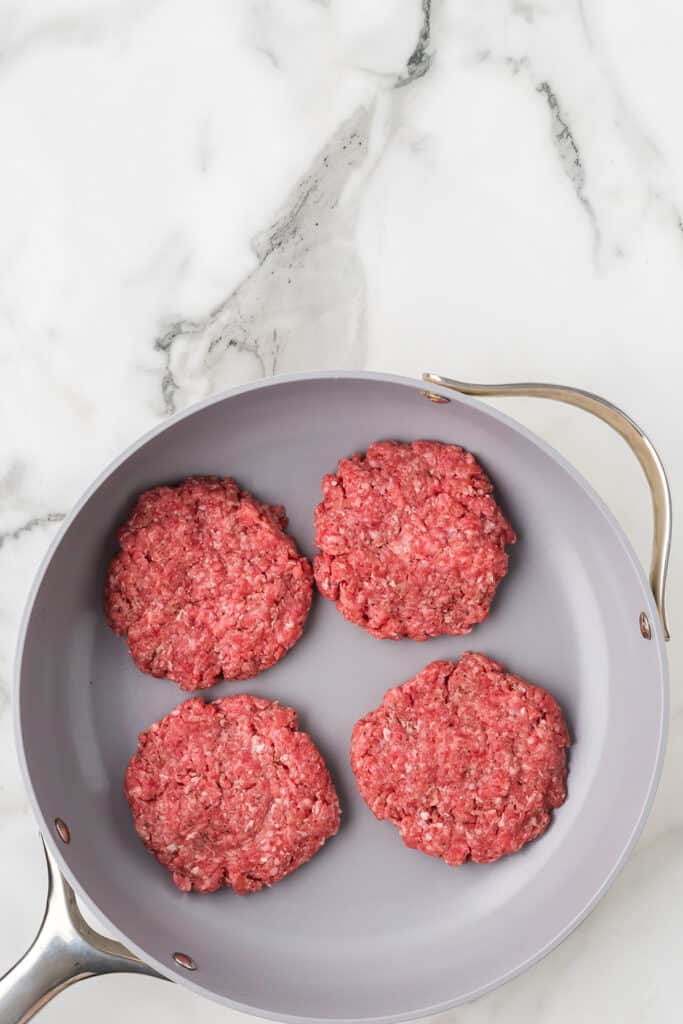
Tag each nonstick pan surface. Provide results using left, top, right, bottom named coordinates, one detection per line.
left=13, top=371, right=669, bottom=1022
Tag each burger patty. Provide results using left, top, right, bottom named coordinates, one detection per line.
left=314, top=441, right=515, bottom=640
left=105, top=476, right=312, bottom=690
left=351, top=653, right=570, bottom=865
left=125, top=695, right=340, bottom=894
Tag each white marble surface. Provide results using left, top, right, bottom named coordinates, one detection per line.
left=1, top=1, right=681, bottom=1021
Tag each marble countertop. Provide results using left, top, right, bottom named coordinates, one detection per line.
left=1, top=2, right=681, bottom=1022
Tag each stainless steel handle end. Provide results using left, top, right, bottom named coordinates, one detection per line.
left=423, top=372, right=672, bottom=640
left=0, top=839, right=162, bottom=1024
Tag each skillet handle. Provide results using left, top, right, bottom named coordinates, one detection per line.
left=0, top=839, right=161, bottom=1024
left=422, top=373, right=672, bottom=640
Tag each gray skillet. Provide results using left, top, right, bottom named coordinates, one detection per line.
left=1, top=371, right=671, bottom=1023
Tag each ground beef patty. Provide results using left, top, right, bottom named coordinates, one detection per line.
left=314, top=441, right=515, bottom=640
left=105, top=476, right=312, bottom=691
left=125, top=695, right=340, bottom=894
left=351, top=653, right=570, bottom=864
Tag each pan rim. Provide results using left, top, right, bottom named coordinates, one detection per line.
left=12, top=369, right=669, bottom=1022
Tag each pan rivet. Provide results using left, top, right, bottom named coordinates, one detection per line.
left=639, top=612, right=652, bottom=640
left=420, top=390, right=450, bottom=404
left=173, top=952, right=197, bottom=971
left=54, top=818, right=71, bottom=844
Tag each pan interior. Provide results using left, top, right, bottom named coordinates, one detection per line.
left=18, top=375, right=666, bottom=1021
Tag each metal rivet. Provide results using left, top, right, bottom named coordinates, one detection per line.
left=173, top=952, right=197, bottom=971
left=55, top=818, right=71, bottom=844
left=419, top=390, right=450, bottom=404
left=639, top=612, right=652, bottom=640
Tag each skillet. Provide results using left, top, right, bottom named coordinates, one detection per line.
left=1, top=371, right=671, bottom=1023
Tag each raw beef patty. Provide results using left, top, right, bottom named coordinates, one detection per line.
left=125, top=695, right=340, bottom=894
left=351, top=653, right=570, bottom=865
left=105, top=476, right=312, bottom=690
left=314, top=441, right=515, bottom=640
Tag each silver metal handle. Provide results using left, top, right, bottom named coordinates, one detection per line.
left=0, top=840, right=161, bottom=1024
left=423, top=373, right=672, bottom=640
